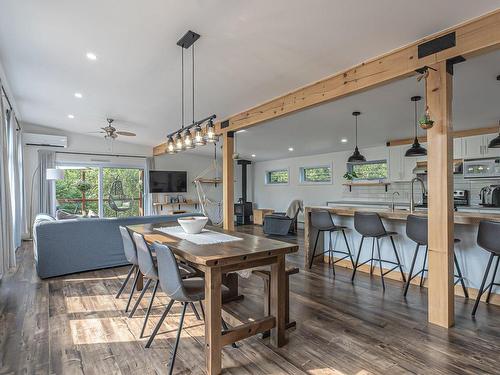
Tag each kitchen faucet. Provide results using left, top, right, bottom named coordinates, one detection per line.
left=410, top=177, right=427, bottom=213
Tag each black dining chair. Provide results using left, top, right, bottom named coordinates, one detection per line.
left=351, top=211, right=406, bottom=289
left=403, top=215, right=468, bottom=297
left=308, top=210, right=354, bottom=275
left=472, top=220, right=500, bottom=316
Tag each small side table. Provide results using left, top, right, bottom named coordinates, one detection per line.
left=253, top=208, right=275, bottom=225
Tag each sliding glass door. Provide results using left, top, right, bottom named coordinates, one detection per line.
left=55, top=165, right=144, bottom=218
left=102, top=167, right=144, bottom=218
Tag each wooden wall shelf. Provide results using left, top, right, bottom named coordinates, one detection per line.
left=343, top=182, right=391, bottom=192
left=193, top=178, right=223, bottom=184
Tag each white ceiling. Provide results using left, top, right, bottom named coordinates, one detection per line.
left=0, top=0, right=498, bottom=160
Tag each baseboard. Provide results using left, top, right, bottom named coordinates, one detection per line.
left=324, top=256, right=500, bottom=306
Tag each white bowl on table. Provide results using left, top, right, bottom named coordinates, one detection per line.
left=177, top=216, right=209, bottom=234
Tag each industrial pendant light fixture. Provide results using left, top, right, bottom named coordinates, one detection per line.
left=347, top=111, right=366, bottom=163
left=165, top=30, right=216, bottom=154
left=405, top=96, right=427, bottom=157
left=488, top=120, right=500, bottom=148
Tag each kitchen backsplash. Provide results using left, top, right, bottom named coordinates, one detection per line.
left=340, top=176, right=500, bottom=205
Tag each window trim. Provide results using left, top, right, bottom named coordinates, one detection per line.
left=347, top=159, right=388, bottom=181
left=265, top=168, right=290, bottom=185
left=299, top=164, right=333, bottom=185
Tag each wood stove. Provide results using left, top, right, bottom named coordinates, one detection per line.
left=234, top=159, right=253, bottom=225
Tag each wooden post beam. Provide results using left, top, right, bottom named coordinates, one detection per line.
left=427, top=61, right=454, bottom=328
left=222, top=132, right=234, bottom=231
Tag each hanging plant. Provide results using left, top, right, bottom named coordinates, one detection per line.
left=419, top=107, right=434, bottom=129
left=75, top=180, right=92, bottom=193
left=417, top=68, right=435, bottom=130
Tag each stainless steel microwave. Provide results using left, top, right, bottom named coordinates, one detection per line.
left=463, top=158, right=500, bottom=179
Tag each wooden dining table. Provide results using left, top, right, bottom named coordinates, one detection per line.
left=127, top=221, right=298, bottom=375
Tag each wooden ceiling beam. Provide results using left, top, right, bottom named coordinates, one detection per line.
left=153, top=9, right=500, bottom=156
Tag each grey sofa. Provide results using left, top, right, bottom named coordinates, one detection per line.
left=33, top=213, right=200, bottom=279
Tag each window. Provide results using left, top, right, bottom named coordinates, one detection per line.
left=55, top=165, right=144, bottom=217
left=300, top=165, right=332, bottom=184
left=266, top=169, right=289, bottom=184
left=348, top=160, right=388, bottom=180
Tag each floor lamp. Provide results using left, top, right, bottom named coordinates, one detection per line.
left=28, top=167, right=65, bottom=239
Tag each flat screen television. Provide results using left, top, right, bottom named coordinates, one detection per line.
left=149, top=171, right=187, bottom=193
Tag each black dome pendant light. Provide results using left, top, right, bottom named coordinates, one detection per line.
left=405, top=95, right=427, bottom=157
left=348, top=111, right=366, bottom=163
left=488, top=120, right=500, bottom=148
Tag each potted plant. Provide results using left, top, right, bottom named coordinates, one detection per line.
left=75, top=180, right=92, bottom=193
left=343, top=170, right=358, bottom=181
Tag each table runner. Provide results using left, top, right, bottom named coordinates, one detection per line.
left=156, top=226, right=243, bottom=245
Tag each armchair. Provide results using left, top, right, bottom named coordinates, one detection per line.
left=263, top=199, right=303, bottom=236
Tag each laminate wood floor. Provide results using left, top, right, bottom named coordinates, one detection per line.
left=1, top=225, right=500, bottom=375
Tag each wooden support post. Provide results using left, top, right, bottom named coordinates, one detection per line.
left=427, top=61, right=454, bottom=328
left=222, top=132, right=234, bottom=231
left=205, top=266, right=222, bottom=375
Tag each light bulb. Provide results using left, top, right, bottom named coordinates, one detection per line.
left=166, top=137, right=176, bottom=154
left=175, top=133, right=184, bottom=151
left=194, top=125, right=205, bottom=145
left=184, top=129, right=194, bottom=149
left=206, top=120, right=216, bottom=143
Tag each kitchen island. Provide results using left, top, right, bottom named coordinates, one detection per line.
left=304, top=205, right=500, bottom=301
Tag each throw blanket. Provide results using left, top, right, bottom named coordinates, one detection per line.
left=286, top=199, right=303, bottom=218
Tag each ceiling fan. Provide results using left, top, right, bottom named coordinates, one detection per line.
left=92, top=118, right=136, bottom=139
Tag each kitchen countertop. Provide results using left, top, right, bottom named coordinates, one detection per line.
left=326, top=200, right=500, bottom=212
left=305, top=205, right=500, bottom=225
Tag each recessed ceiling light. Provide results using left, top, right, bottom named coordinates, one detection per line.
left=341, top=138, right=348, bottom=143
left=236, top=129, right=246, bottom=133
left=74, top=92, right=83, bottom=98
left=86, top=52, right=97, bottom=61
left=251, top=154, right=256, bottom=158
left=67, top=114, right=75, bottom=119
left=288, top=147, right=294, bottom=151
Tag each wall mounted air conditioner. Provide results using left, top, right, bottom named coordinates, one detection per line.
left=23, top=133, right=68, bottom=148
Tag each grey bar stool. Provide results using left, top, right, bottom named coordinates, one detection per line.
left=403, top=215, right=468, bottom=297
left=472, top=220, right=500, bottom=316
left=351, top=211, right=406, bottom=289
left=116, top=226, right=140, bottom=313
left=131, top=233, right=199, bottom=338
left=308, top=210, right=354, bottom=275
left=147, top=242, right=233, bottom=374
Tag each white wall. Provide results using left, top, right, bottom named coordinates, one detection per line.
left=253, top=145, right=390, bottom=213
left=153, top=151, right=253, bottom=216
left=23, top=122, right=152, bottom=236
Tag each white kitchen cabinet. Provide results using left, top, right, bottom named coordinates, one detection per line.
left=462, top=134, right=500, bottom=159
left=453, top=137, right=463, bottom=159
left=388, top=144, right=422, bottom=182
left=389, top=145, right=404, bottom=181
left=483, top=133, right=500, bottom=158
left=462, top=135, right=484, bottom=159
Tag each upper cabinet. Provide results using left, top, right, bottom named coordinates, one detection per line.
left=388, top=133, right=498, bottom=182
left=462, top=134, right=500, bottom=159
left=389, top=144, right=426, bottom=182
